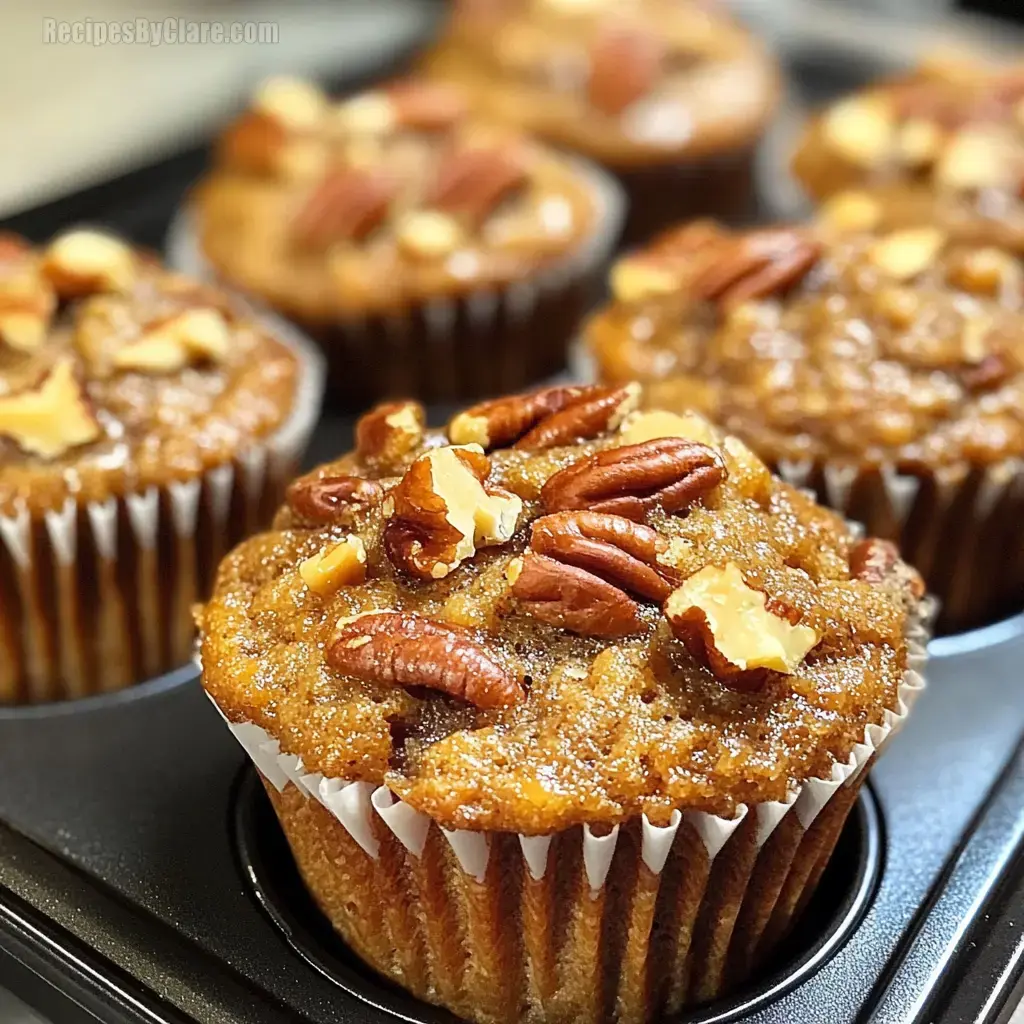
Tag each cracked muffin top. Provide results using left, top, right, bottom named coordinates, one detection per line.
left=792, top=58, right=1024, bottom=251
left=419, top=0, right=779, bottom=167
left=200, top=385, right=924, bottom=832
left=0, top=229, right=299, bottom=515
left=194, top=76, right=603, bottom=318
left=587, top=218, right=1024, bottom=468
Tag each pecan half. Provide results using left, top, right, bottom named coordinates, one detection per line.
left=355, top=400, right=425, bottom=468
left=588, top=22, right=665, bottom=116
left=849, top=538, right=899, bottom=584
left=292, top=168, right=397, bottom=247
left=530, top=511, right=680, bottom=602
left=428, top=145, right=528, bottom=226
left=541, top=438, right=726, bottom=521
left=689, top=228, right=822, bottom=310
left=388, top=81, right=468, bottom=131
left=509, top=553, right=645, bottom=639
left=287, top=474, right=384, bottom=526
left=327, top=611, right=523, bottom=708
left=385, top=445, right=521, bottom=579
left=448, top=383, right=639, bottom=450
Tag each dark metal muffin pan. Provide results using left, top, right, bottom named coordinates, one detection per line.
left=5, top=7, right=1024, bottom=1022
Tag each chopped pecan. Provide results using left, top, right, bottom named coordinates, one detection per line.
left=0, top=234, right=31, bottom=263
left=588, top=22, right=665, bottom=116
left=961, top=352, right=1013, bottom=392
left=428, top=145, right=528, bottom=226
left=291, top=168, right=397, bottom=247
left=509, top=553, right=645, bottom=639
left=541, top=438, right=727, bottom=521
left=355, top=400, right=426, bottom=467
left=849, top=537, right=924, bottom=602
left=328, top=611, right=523, bottom=708
left=0, top=262, right=56, bottom=354
left=287, top=474, right=384, bottom=526
left=387, top=81, right=468, bottom=131
left=689, top=228, right=822, bottom=310
left=448, top=383, right=639, bottom=450
left=664, top=562, right=819, bottom=691
left=530, top=511, right=680, bottom=602
left=216, top=112, right=287, bottom=176
left=385, top=445, right=521, bottom=579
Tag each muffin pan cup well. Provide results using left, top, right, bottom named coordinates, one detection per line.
left=166, top=160, right=625, bottom=408
left=1, top=413, right=1024, bottom=1024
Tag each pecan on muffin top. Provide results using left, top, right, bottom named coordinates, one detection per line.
left=200, top=386, right=924, bottom=833
left=0, top=229, right=299, bottom=516
left=588, top=219, right=1024, bottom=469
left=194, top=76, right=602, bottom=320
left=792, top=57, right=1024, bottom=251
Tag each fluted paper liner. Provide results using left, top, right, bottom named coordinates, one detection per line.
left=773, top=455, right=1024, bottom=632
left=0, top=319, right=324, bottom=705
left=207, top=606, right=929, bottom=1023
left=167, top=159, right=625, bottom=404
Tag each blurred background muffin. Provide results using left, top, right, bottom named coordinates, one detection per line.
left=185, top=75, right=622, bottom=404
left=0, top=228, right=322, bottom=703
left=586, top=217, right=1024, bottom=632
left=420, top=0, right=780, bottom=243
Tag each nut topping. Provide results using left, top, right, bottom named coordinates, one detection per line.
left=327, top=611, right=524, bottom=708
left=428, top=145, right=528, bottom=226
left=287, top=475, right=384, bottom=526
left=396, top=211, right=465, bottom=260
left=253, top=76, right=327, bottom=130
left=869, top=228, right=946, bottom=280
left=541, top=437, right=726, bottom=521
left=449, top=383, right=639, bottom=450
left=385, top=444, right=521, bottom=579
left=664, top=562, right=819, bottom=690
left=292, top=168, right=397, bottom=247
left=113, top=308, right=231, bottom=374
left=509, top=553, right=645, bottom=639
left=355, top=400, right=425, bottom=467
left=0, top=358, right=101, bottom=459
left=848, top=538, right=900, bottom=585
left=387, top=81, right=468, bottom=131
left=689, top=228, right=823, bottom=309
left=529, top=510, right=680, bottom=602
left=817, top=191, right=882, bottom=235
left=300, top=536, right=368, bottom=594
left=0, top=267, right=56, bottom=354
left=618, top=409, right=719, bottom=447
left=41, top=231, right=136, bottom=297
left=587, top=22, right=665, bottom=116
left=821, top=96, right=896, bottom=168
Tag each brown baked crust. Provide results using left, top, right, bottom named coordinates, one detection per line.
left=200, top=389, right=922, bottom=833
left=418, top=0, right=780, bottom=168
left=587, top=218, right=1024, bottom=468
left=193, top=77, right=601, bottom=320
left=0, top=230, right=298, bottom=515
left=792, top=59, right=1024, bottom=250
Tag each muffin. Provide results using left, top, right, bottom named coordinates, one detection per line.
left=586, top=216, right=1024, bottom=632
left=0, top=228, right=323, bottom=704
left=792, top=58, right=1024, bottom=250
left=420, top=0, right=780, bottom=243
left=184, top=76, right=621, bottom=405
left=200, top=384, right=928, bottom=1024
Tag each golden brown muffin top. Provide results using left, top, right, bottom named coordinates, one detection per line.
left=792, top=58, right=1024, bottom=251
left=420, top=0, right=779, bottom=167
left=0, top=229, right=299, bottom=515
left=194, top=76, right=603, bottom=318
left=200, top=385, right=923, bottom=832
left=588, top=218, right=1024, bottom=468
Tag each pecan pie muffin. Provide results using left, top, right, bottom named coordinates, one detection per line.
left=587, top=217, right=1024, bottom=632
left=200, top=384, right=928, bottom=1024
left=0, top=228, right=322, bottom=704
left=792, top=59, right=1024, bottom=251
left=419, top=0, right=780, bottom=242
left=184, top=76, right=621, bottom=404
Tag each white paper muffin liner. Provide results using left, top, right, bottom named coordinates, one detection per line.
left=0, top=316, right=324, bottom=705
left=166, top=158, right=625, bottom=404
left=205, top=599, right=930, bottom=1023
